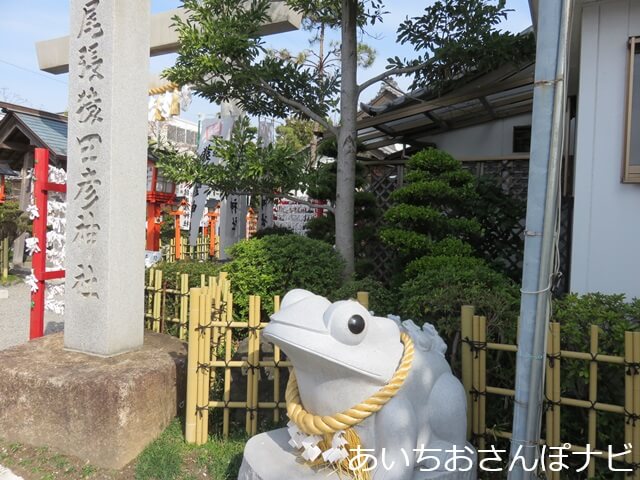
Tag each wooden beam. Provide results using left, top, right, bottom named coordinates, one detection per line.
left=0, top=141, right=30, bottom=152
left=424, top=111, right=450, bottom=130
left=479, top=96, right=498, bottom=119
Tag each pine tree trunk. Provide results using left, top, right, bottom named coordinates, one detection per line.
left=335, top=0, right=358, bottom=277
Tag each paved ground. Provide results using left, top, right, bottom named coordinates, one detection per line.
left=0, top=281, right=63, bottom=351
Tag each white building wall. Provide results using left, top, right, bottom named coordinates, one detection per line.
left=414, top=113, right=532, bottom=159
left=571, top=0, right=640, bottom=297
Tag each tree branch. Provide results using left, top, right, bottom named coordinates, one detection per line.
left=258, top=80, right=338, bottom=137
left=357, top=61, right=430, bottom=95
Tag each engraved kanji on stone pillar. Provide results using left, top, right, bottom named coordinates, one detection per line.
left=65, top=0, right=150, bottom=356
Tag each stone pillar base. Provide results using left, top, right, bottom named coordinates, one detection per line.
left=0, top=332, right=186, bottom=469
left=238, top=428, right=477, bottom=480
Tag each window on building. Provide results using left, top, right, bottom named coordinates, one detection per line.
left=624, top=37, right=640, bottom=183
left=513, top=125, right=531, bottom=153
left=177, top=127, right=187, bottom=144
left=167, top=125, right=177, bottom=143
left=187, top=130, right=197, bottom=146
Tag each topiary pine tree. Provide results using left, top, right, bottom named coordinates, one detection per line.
left=381, top=148, right=482, bottom=262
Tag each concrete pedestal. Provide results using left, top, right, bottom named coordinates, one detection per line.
left=0, top=332, right=186, bottom=469
left=238, top=429, right=477, bottom=480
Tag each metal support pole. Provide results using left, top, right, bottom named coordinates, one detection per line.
left=508, top=0, right=573, bottom=478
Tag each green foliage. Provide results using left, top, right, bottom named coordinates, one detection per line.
left=225, top=234, right=344, bottom=318
left=252, top=226, right=294, bottom=238
left=151, top=261, right=224, bottom=289
left=331, top=277, right=398, bottom=317
left=305, top=160, right=381, bottom=278
left=166, top=0, right=339, bottom=120
left=399, top=250, right=520, bottom=351
left=469, top=175, right=525, bottom=281
left=395, top=0, right=536, bottom=92
left=157, top=117, right=307, bottom=202
left=382, top=148, right=525, bottom=280
left=382, top=149, right=481, bottom=261
left=275, top=118, right=314, bottom=153
left=0, top=201, right=28, bottom=242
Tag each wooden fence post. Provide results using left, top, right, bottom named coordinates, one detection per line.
left=460, top=305, right=474, bottom=441
left=185, top=288, right=201, bottom=444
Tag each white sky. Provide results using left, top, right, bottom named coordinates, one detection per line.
left=0, top=1, right=532, bottom=123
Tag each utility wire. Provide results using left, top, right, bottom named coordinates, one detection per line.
left=0, top=59, right=68, bottom=85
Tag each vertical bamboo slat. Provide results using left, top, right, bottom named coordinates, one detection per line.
left=625, top=332, right=633, bottom=467
left=1, top=237, right=8, bottom=281
left=145, top=269, right=154, bottom=329
left=588, top=325, right=599, bottom=478
left=273, top=295, right=281, bottom=424
left=356, top=291, right=369, bottom=310
left=633, top=332, right=640, bottom=479
left=152, top=269, right=163, bottom=333
left=199, top=291, right=212, bottom=444
left=251, top=296, right=261, bottom=435
left=460, top=305, right=474, bottom=441
left=185, top=288, right=201, bottom=443
left=222, top=292, right=233, bottom=438
left=552, top=322, right=561, bottom=480
left=478, top=316, right=487, bottom=455
left=246, top=296, right=256, bottom=435
left=545, top=321, right=555, bottom=468
left=179, top=273, right=188, bottom=340
left=471, top=315, right=480, bottom=445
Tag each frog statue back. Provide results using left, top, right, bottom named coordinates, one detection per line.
left=238, top=289, right=477, bottom=480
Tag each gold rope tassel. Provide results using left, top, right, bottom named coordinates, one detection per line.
left=286, top=332, right=415, bottom=479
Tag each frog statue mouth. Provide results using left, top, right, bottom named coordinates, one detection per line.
left=263, top=322, right=387, bottom=381
left=262, top=289, right=403, bottom=383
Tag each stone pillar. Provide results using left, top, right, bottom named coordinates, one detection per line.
left=64, top=0, right=150, bottom=356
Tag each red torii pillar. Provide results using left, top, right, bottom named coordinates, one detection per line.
left=30, top=148, right=66, bottom=339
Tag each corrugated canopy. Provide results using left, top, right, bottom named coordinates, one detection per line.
left=356, top=62, right=536, bottom=156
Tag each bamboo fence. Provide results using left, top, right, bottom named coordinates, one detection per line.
left=183, top=279, right=370, bottom=444
left=162, top=234, right=216, bottom=263
left=461, top=305, right=640, bottom=479
left=148, top=277, right=638, bottom=477
left=0, top=237, right=8, bottom=282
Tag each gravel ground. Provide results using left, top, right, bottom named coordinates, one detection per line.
left=0, top=281, right=63, bottom=351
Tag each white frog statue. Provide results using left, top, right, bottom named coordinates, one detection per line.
left=238, top=289, right=476, bottom=480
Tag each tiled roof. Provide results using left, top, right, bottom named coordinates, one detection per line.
left=15, top=112, right=67, bottom=157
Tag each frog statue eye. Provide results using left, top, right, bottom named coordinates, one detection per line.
left=348, top=314, right=366, bottom=334
left=325, top=302, right=369, bottom=345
